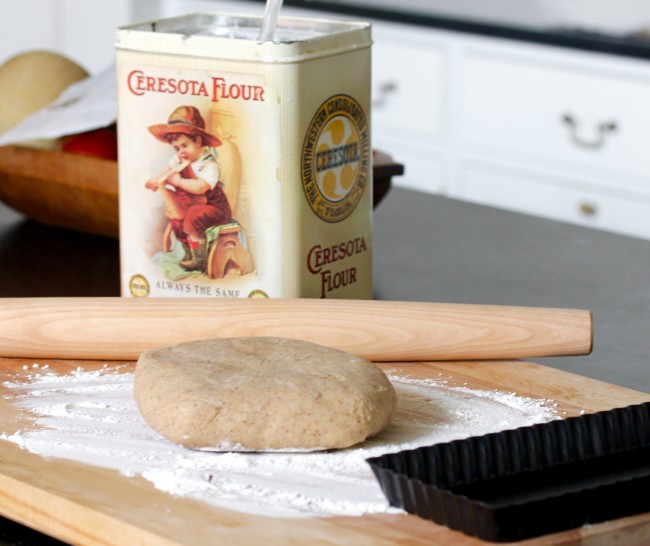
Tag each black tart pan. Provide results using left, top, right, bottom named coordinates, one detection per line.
left=367, top=402, right=650, bottom=542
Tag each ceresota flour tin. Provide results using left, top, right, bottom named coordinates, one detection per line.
left=115, top=13, right=372, bottom=299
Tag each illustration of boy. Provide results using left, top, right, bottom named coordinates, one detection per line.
left=145, top=105, right=233, bottom=273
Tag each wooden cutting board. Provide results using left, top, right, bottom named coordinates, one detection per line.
left=0, top=357, right=649, bottom=546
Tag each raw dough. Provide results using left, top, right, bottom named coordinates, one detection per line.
left=134, top=336, right=397, bottom=451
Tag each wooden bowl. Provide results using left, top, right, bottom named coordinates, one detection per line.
left=0, top=145, right=402, bottom=238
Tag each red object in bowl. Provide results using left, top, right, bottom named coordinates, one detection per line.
left=62, top=128, right=118, bottom=161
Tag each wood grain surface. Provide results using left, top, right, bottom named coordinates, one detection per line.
left=0, top=297, right=592, bottom=362
left=0, top=357, right=648, bottom=546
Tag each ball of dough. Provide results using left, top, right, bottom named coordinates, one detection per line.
left=134, top=337, right=396, bottom=451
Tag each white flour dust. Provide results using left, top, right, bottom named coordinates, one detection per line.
left=1, top=365, right=558, bottom=518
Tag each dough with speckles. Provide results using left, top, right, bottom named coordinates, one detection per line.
left=134, top=336, right=396, bottom=451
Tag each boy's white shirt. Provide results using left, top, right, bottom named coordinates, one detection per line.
left=170, top=150, right=219, bottom=189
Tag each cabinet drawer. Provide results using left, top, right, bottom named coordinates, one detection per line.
left=374, top=135, right=446, bottom=194
left=455, top=164, right=650, bottom=239
left=372, top=36, right=446, bottom=140
left=460, top=53, right=650, bottom=179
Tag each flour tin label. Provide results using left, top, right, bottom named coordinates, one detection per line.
left=302, top=94, right=370, bottom=223
left=118, top=63, right=283, bottom=298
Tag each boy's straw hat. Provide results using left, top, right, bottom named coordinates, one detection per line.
left=148, top=105, right=222, bottom=147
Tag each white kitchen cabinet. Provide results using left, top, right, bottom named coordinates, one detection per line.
left=459, top=49, right=650, bottom=181
left=354, top=21, right=650, bottom=239
left=370, top=25, right=449, bottom=193
left=448, top=35, right=650, bottom=239
left=457, top=161, right=650, bottom=239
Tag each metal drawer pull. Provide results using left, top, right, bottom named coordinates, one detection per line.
left=373, top=81, right=398, bottom=108
left=579, top=201, right=598, bottom=217
left=561, top=113, right=618, bottom=150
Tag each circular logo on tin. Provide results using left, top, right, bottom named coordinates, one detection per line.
left=302, top=94, right=370, bottom=223
left=129, top=274, right=150, bottom=297
left=247, top=289, right=269, bottom=298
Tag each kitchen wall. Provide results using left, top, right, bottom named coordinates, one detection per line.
left=0, top=0, right=161, bottom=72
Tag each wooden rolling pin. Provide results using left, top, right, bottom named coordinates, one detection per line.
left=0, top=298, right=592, bottom=362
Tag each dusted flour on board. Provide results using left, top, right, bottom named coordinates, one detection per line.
left=1, top=365, right=559, bottom=518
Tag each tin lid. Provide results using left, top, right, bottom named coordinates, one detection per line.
left=115, top=12, right=371, bottom=63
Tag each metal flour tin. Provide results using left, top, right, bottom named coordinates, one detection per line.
left=115, top=13, right=372, bottom=299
